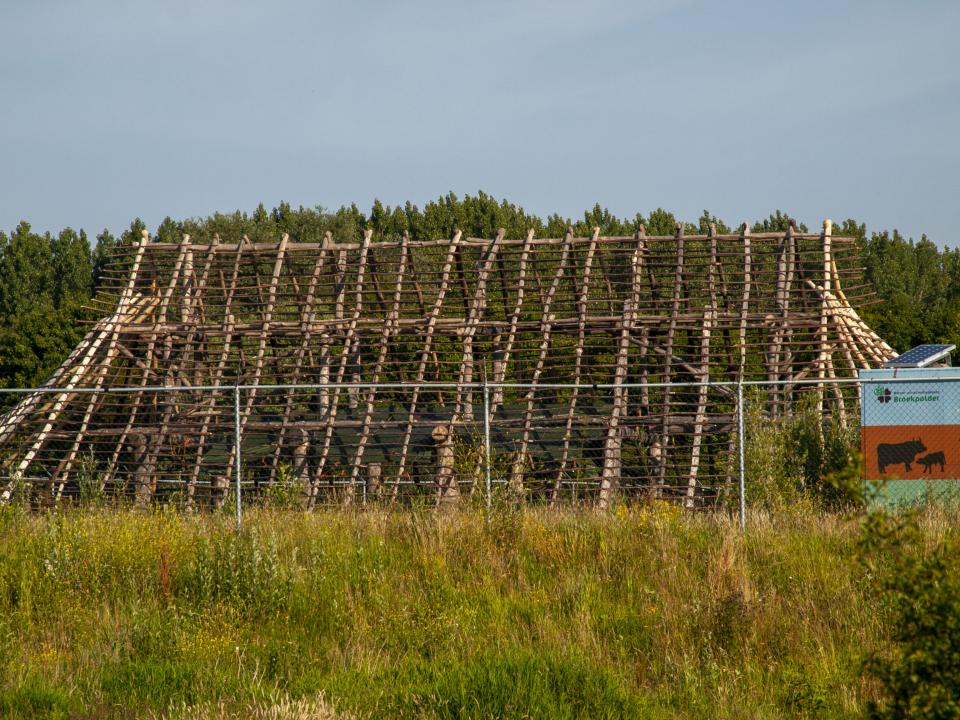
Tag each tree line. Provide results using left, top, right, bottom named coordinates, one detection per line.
left=0, top=192, right=953, bottom=389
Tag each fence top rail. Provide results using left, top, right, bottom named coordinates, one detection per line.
left=0, top=375, right=951, bottom=395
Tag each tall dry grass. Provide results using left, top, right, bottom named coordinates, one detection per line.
left=0, top=502, right=939, bottom=718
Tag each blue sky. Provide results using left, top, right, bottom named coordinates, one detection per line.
left=2, top=0, right=958, bottom=243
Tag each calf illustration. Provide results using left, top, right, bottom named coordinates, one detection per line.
left=877, top=438, right=926, bottom=474
left=917, top=451, right=946, bottom=474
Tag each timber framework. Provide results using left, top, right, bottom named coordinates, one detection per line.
left=0, top=220, right=895, bottom=508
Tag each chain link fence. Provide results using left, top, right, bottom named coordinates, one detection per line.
left=1, top=376, right=958, bottom=524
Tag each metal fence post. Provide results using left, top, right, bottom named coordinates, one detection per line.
left=483, top=376, right=492, bottom=519
left=234, top=385, right=242, bottom=530
left=737, top=378, right=746, bottom=531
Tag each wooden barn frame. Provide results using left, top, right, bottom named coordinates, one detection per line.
left=0, top=220, right=895, bottom=508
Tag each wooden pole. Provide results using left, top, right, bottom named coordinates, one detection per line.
left=452, top=230, right=504, bottom=425
left=815, top=220, right=832, bottom=433
left=192, top=235, right=243, bottom=508
left=49, top=234, right=150, bottom=496
left=553, top=227, right=600, bottom=504
left=599, top=231, right=643, bottom=509
left=313, top=230, right=371, bottom=507
left=686, top=224, right=718, bottom=508
left=510, top=229, right=578, bottom=494
left=268, top=238, right=329, bottom=485
left=655, top=223, right=685, bottom=498
left=348, top=232, right=409, bottom=492
left=392, top=230, right=463, bottom=496
left=491, top=229, right=534, bottom=414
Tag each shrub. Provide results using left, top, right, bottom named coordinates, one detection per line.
left=259, top=464, right=304, bottom=510
left=76, top=447, right=106, bottom=506
left=179, top=527, right=290, bottom=613
left=859, top=510, right=960, bottom=719
left=745, top=392, right=861, bottom=509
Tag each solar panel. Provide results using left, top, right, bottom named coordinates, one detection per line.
left=884, top=344, right=956, bottom=368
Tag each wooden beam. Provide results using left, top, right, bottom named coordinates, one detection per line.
left=392, top=231, right=463, bottom=495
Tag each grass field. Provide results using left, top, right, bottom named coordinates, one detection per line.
left=0, top=502, right=942, bottom=719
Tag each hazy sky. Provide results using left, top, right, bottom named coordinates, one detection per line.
left=2, top=0, right=958, bottom=243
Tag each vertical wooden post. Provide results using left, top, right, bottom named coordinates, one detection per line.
left=655, top=223, right=685, bottom=497
left=293, top=428, right=310, bottom=490
left=816, top=219, right=832, bottom=425
left=268, top=238, right=329, bottom=485
left=394, top=231, right=462, bottom=491
left=453, top=230, right=504, bottom=425
left=316, top=233, right=335, bottom=419
left=510, top=229, right=577, bottom=494
left=686, top=224, right=718, bottom=509
left=433, top=425, right=459, bottom=507
left=313, top=230, right=372, bottom=507
left=782, top=221, right=797, bottom=406
left=554, top=227, right=600, bottom=503
left=599, top=230, right=643, bottom=509
left=130, top=434, right=150, bottom=507
left=226, top=234, right=288, bottom=501
left=348, top=232, right=409, bottom=491
left=234, top=385, right=242, bottom=528
left=492, top=229, right=534, bottom=414
left=635, top=226, right=651, bottom=420
left=768, top=225, right=790, bottom=416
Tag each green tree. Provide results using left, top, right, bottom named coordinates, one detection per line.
left=644, top=208, right=679, bottom=235
left=752, top=210, right=808, bottom=233
left=697, top=209, right=731, bottom=234
left=92, top=229, right=118, bottom=287
left=0, top=223, right=91, bottom=389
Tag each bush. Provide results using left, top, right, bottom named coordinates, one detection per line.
left=745, top=392, right=862, bottom=509
left=859, top=510, right=960, bottom=719
left=179, top=526, right=290, bottom=613
left=258, top=464, right=304, bottom=510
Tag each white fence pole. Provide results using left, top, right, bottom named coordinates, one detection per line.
left=483, top=376, right=493, bottom=518
left=737, top=378, right=746, bottom=531
left=234, top=385, right=242, bottom=530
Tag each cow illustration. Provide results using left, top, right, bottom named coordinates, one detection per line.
left=877, top=438, right=926, bottom=474
left=917, top=451, right=946, bottom=474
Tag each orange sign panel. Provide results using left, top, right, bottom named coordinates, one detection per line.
left=862, top=425, right=959, bottom=480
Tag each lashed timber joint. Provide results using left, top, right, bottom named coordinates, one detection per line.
left=0, top=220, right=890, bottom=509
